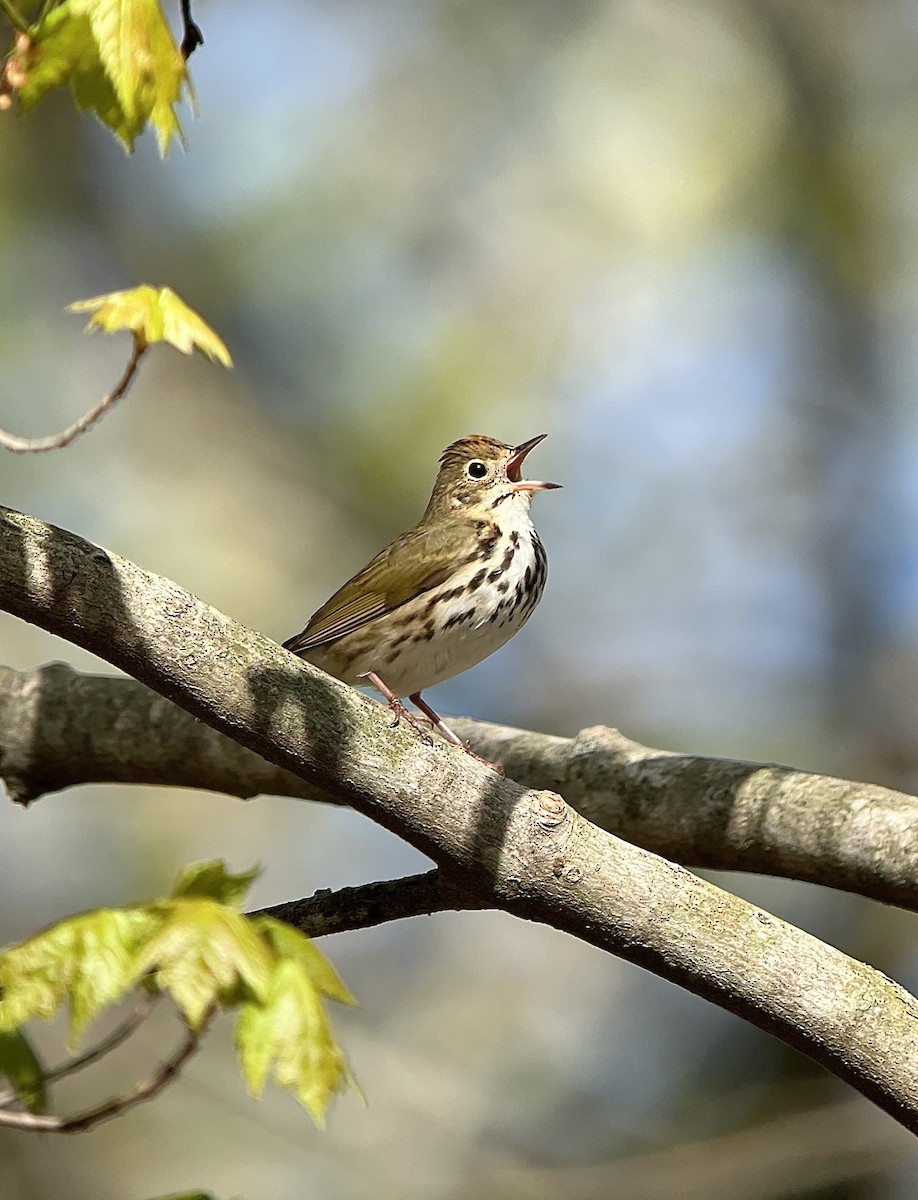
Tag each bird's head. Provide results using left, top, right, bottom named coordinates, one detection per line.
left=423, top=433, right=561, bottom=521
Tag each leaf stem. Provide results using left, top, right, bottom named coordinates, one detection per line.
left=0, top=1007, right=209, bottom=1133
left=179, top=0, right=203, bottom=59
left=46, top=994, right=159, bottom=1082
left=0, top=335, right=147, bottom=454
left=0, top=995, right=159, bottom=1112
left=0, top=0, right=29, bottom=33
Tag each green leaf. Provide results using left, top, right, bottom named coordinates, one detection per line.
left=143, top=1194, right=222, bottom=1200
left=15, top=1, right=188, bottom=152
left=16, top=7, right=118, bottom=125
left=16, top=0, right=189, bottom=153
left=68, top=20, right=143, bottom=147
left=255, top=917, right=356, bottom=1007
left=0, top=860, right=356, bottom=1125
left=0, top=1029, right=47, bottom=1114
left=0, top=907, right=158, bottom=1047
left=172, top=861, right=260, bottom=909
left=75, top=0, right=189, bottom=155
left=133, top=901, right=273, bottom=1029
left=236, top=959, right=352, bottom=1126
left=68, top=285, right=233, bottom=366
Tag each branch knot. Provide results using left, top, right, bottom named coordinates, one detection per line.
left=534, top=790, right=568, bottom=828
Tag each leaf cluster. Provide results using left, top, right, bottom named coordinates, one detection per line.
left=2, top=0, right=190, bottom=153
left=0, top=861, right=355, bottom=1125
left=0, top=0, right=355, bottom=1155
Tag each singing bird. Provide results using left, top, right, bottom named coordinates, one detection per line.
left=283, top=434, right=560, bottom=768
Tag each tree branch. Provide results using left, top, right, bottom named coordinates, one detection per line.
left=0, top=1008, right=205, bottom=1134
left=0, top=337, right=146, bottom=454
left=254, top=870, right=487, bottom=937
left=0, top=994, right=158, bottom=1110
left=179, top=0, right=204, bottom=59
left=2, top=504, right=918, bottom=1133
left=0, top=2, right=28, bottom=35
left=3, top=661, right=918, bottom=912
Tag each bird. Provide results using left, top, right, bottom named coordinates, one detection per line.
left=283, top=433, right=560, bottom=770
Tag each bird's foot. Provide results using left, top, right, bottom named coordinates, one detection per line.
left=407, top=692, right=505, bottom=773
left=460, top=743, right=505, bottom=776
left=387, top=697, right=433, bottom=746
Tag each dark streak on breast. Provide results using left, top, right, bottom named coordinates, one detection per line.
left=443, top=607, right=477, bottom=630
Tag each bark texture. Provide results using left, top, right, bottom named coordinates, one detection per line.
left=2, top=504, right=918, bottom=1133
left=2, top=662, right=917, bottom=911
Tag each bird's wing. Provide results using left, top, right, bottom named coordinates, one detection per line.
left=282, top=523, right=457, bottom=654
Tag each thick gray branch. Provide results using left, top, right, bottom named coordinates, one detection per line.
left=2, top=662, right=917, bottom=911
left=1, top=504, right=918, bottom=1134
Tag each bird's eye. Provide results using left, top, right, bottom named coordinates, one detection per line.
left=466, top=460, right=488, bottom=480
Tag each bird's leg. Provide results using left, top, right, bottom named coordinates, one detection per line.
left=366, top=672, right=432, bottom=745
left=410, top=693, right=505, bottom=776
left=408, top=693, right=462, bottom=743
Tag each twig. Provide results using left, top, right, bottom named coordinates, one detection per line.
left=0, top=1, right=28, bottom=34
left=0, top=994, right=159, bottom=1111
left=0, top=25, right=29, bottom=109
left=0, top=336, right=146, bottom=454
left=0, top=1008, right=208, bottom=1133
left=179, top=0, right=203, bottom=59
left=255, top=870, right=487, bottom=937
left=47, top=993, right=158, bottom=1082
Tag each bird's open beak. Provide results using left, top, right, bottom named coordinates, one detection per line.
left=506, top=433, right=562, bottom=491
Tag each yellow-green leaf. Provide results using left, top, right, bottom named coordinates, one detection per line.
left=235, top=959, right=352, bottom=1126
left=0, top=861, right=357, bottom=1123
left=72, top=0, right=189, bottom=155
left=14, top=1, right=187, bottom=152
left=68, top=286, right=232, bottom=366
left=255, top=917, right=356, bottom=1007
left=172, top=861, right=260, bottom=908
left=0, top=907, right=159, bottom=1047
left=16, top=8, right=102, bottom=115
left=69, top=25, right=143, bottom=147
left=0, top=1030, right=47, bottom=1114
left=16, top=6, right=134, bottom=145
left=144, top=1194, right=222, bottom=1200
left=134, top=901, right=272, bottom=1029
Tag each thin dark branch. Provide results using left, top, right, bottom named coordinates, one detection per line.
left=255, top=870, right=487, bottom=937
left=0, top=336, right=146, bottom=454
left=47, top=993, right=158, bottom=1082
left=0, top=1010, right=207, bottom=1134
left=0, top=994, right=159, bottom=1111
left=0, top=1, right=28, bottom=34
left=179, top=0, right=203, bottom=59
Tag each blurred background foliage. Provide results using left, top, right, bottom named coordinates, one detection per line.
left=2, top=0, right=918, bottom=1195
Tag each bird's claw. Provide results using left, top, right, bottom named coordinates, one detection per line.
left=472, top=751, right=505, bottom=776
left=459, top=740, right=504, bottom=775
left=388, top=699, right=433, bottom=746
